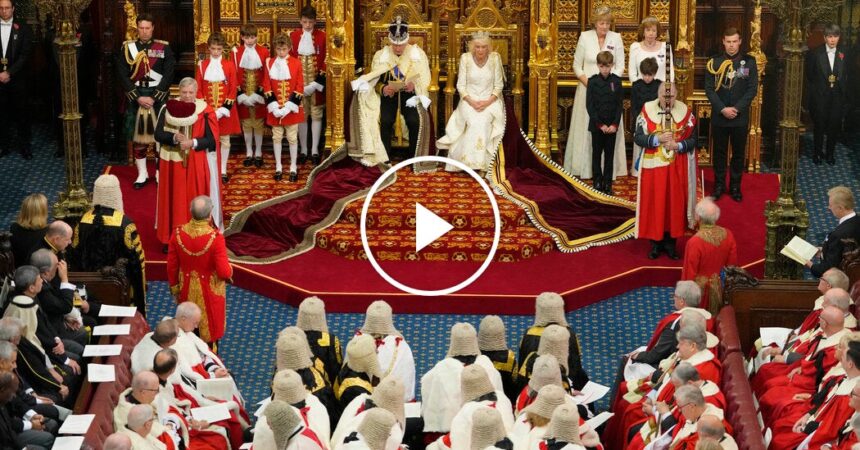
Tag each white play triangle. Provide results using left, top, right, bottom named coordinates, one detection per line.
left=415, top=202, right=453, bottom=252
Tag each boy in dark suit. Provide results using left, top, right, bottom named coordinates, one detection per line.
left=586, top=51, right=624, bottom=195
left=805, top=24, right=850, bottom=165
left=0, top=0, right=33, bottom=159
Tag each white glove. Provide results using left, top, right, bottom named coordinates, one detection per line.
left=237, top=94, right=250, bottom=106
left=250, top=93, right=265, bottom=105
left=267, top=102, right=280, bottom=114
left=351, top=79, right=370, bottom=92
left=310, top=81, right=324, bottom=92
left=216, top=107, right=231, bottom=119
left=405, top=96, right=419, bottom=108
left=274, top=107, right=289, bottom=118
left=418, top=95, right=432, bottom=109
left=285, top=102, right=300, bottom=114
left=303, top=84, right=316, bottom=96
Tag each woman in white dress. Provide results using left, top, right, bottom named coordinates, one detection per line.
left=437, top=31, right=506, bottom=174
left=563, top=6, right=627, bottom=181
left=628, top=17, right=668, bottom=176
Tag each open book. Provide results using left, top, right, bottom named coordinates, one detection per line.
left=780, top=235, right=819, bottom=265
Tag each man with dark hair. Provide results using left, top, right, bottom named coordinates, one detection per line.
left=704, top=27, right=758, bottom=202
left=31, top=249, right=89, bottom=351
left=0, top=371, right=55, bottom=450
left=0, top=0, right=34, bottom=160
left=291, top=5, right=326, bottom=165
left=806, top=24, right=851, bottom=165
left=117, top=13, right=176, bottom=189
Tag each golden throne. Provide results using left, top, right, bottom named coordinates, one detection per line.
left=446, top=0, right=524, bottom=125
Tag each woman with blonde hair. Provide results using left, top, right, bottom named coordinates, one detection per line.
left=10, top=193, right=49, bottom=265
left=628, top=17, right=668, bottom=82
left=437, top=31, right=506, bottom=175
left=564, top=6, right=627, bottom=183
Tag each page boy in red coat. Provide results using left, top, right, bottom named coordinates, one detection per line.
left=262, top=33, right=305, bottom=182
left=232, top=24, right=269, bottom=169
left=197, top=33, right=240, bottom=183
left=290, top=5, right=326, bottom=165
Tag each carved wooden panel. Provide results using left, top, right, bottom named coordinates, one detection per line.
left=220, top=0, right=241, bottom=19
left=620, top=30, right=638, bottom=50
left=590, top=0, right=637, bottom=23
left=557, top=0, right=579, bottom=23
left=557, top=30, right=578, bottom=77
left=221, top=26, right=241, bottom=47
left=649, top=0, right=670, bottom=22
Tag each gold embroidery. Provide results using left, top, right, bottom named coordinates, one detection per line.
left=695, top=224, right=727, bottom=247
left=182, top=219, right=215, bottom=238
left=492, top=350, right=516, bottom=373
left=209, top=275, right=226, bottom=297
left=335, top=376, right=373, bottom=400
left=314, top=357, right=330, bottom=383
left=525, top=326, right=545, bottom=337
left=187, top=270, right=211, bottom=342
left=334, top=336, right=343, bottom=365
left=317, top=333, right=330, bottom=347
left=308, top=367, right=326, bottom=393
left=176, top=228, right=217, bottom=257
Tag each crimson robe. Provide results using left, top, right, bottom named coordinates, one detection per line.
left=633, top=99, right=698, bottom=241
left=167, top=220, right=233, bottom=342
left=155, top=99, right=220, bottom=244
left=232, top=44, right=270, bottom=120
left=197, top=58, right=241, bottom=135
left=681, top=225, right=737, bottom=312
left=759, top=367, right=845, bottom=429
left=769, top=376, right=859, bottom=450
left=752, top=329, right=847, bottom=397
left=171, top=381, right=245, bottom=450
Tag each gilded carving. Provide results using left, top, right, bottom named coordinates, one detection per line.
left=557, top=30, right=578, bottom=77
left=257, top=27, right=272, bottom=47
left=649, top=0, right=670, bottom=23
left=221, top=27, right=241, bottom=47
left=220, top=0, right=241, bottom=19
left=556, top=0, right=578, bottom=22
left=620, top=31, right=638, bottom=50
left=591, top=0, right=635, bottom=21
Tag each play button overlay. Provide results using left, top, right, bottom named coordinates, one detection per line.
left=360, top=155, right=501, bottom=296
left=415, top=203, right=453, bottom=252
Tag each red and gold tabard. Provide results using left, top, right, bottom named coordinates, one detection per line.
left=167, top=219, right=233, bottom=343
left=232, top=44, right=269, bottom=121
left=196, top=57, right=241, bottom=135
left=290, top=28, right=326, bottom=106
left=261, top=56, right=305, bottom=126
left=634, top=99, right=698, bottom=241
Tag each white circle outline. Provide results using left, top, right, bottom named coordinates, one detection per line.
left=360, top=156, right=501, bottom=296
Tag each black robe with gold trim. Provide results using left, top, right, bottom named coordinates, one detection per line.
left=516, top=324, right=589, bottom=390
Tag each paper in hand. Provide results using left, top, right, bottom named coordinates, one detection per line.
left=82, top=345, right=122, bottom=357
left=191, top=404, right=231, bottom=423
left=92, top=324, right=131, bottom=336
left=98, top=305, right=137, bottom=317
left=57, top=414, right=95, bottom=434
left=196, top=378, right=234, bottom=402
left=585, top=411, right=614, bottom=430
left=52, top=436, right=85, bottom=450
left=780, top=236, right=819, bottom=265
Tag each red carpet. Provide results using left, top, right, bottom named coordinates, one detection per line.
left=108, top=160, right=777, bottom=314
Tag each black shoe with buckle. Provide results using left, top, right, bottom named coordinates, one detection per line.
left=711, top=185, right=725, bottom=200
left=133, top=178, right=149, bottom=190
left=274, top=171, right=283, bottom=181
left=221, top=174, right=229, bottom=184
left=730, top=189, right=743, bottom=202
left=289, top=171, right=298, bottom=182
left=298, top=153, right=308, bottom=165
left=243, top=157, right=253, bottom=167
left=311, top=154, right=322, bottom=165
left=254, top=157, right=263, bottom=168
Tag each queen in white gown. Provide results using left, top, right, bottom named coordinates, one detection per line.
left=437, top=32, right=506, bottom=173
left=563, top=7, right=628, bottom=181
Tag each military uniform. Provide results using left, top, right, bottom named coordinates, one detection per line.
left=704, top=51, right=757, bottom=200
left=116, top=38, right=176, bottom=188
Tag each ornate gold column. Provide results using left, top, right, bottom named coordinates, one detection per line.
left=673, top=0, right=695, bottom=102
left=745, top=0, right=766, bottom=173
left=325, top=0, right=355, bottom=151
left=764, top=0, right=809, bottom=279
left=527, top=0, right=557, bottom=155
left=428, top=0, right=442, bottom=119
left=444, top=0, right=459, bottom=122
left=35, top=0, right=93, bottom=219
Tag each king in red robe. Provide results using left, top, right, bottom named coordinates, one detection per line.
left=633, top=84, right=698, bottom=260
left=167, top=216, right=233, bottom=343
left=155, top=91, right=220, bottom=245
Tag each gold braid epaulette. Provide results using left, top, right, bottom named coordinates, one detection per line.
left=706, top=59, right=734, bottom=92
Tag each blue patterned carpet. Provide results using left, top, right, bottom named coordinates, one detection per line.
left=1, top=126, right=857, bottom=413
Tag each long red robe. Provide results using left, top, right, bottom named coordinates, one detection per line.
left=232, top=44, right=270, bottom=120
left=197, top=58, right=241, bottom=135
left=681, top=225, right=737, bottom=312
left=759, top=367, right=845, bottom=429
left=634, top=100, right=698, bottom=241
left=604, top=350, right=721, bottom=450
left=167, top=219, right=233, bottom=342
left=752, top=329, right=847, bottom=396
left=171, top=381, right=245, bottom=450
left=625, top=381, right=725, bottom=450
left=768, top=376, right=859, bottom=450
left=156, top=99, right=220, bottom=244
left=826, top=413, right=860, bottom=450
